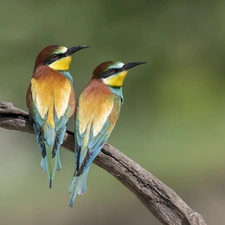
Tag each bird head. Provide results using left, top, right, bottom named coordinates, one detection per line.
left=34, top=45, right=90, bottom=71
left=93, top=61, right=146, bottom=87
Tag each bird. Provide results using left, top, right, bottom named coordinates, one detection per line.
left=69, top=60, right=146, bottom=207
left=26, top=44, right=90, bottom=188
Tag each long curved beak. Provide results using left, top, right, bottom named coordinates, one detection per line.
left=122, top=62, right=146, bottom=71
left=66, top=45, right=90, bottom=56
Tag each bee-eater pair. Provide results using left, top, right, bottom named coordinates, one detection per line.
left=26, top=44, right=146, bottom=206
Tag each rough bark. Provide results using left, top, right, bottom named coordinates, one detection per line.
left=0, top=101, right=207, bottom=225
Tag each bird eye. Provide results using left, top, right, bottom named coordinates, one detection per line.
left=108, top=68, right=115, bottom=74
left=50, top=54, right=58, bottom=60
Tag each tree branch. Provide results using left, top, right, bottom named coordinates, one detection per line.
left=0, top=101, right=207, bottom=225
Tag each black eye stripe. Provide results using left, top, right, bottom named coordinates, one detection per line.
left=108, top=68, right=115, bottom=73
left=43, top=53, right=64, bottom=65
left=98, top=68, right=121, bottom=78
left=50, top=54, right=58, bottom=60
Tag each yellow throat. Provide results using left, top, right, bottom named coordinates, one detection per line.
left=103, top=71, right=128, bottom=87
left=49, top=56, right=72, bottom=71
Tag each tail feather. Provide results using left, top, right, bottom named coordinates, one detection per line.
left=40, top=157, right=47, bottom=172
left=68, top=167, right=90, bottom=207
left=41, top=143, right=58, bottom=188
left=56, top=149, right=62, bottom=171
left=32, top=109, right=65, bottom=188
left=39, top=125, right=61, bottom=188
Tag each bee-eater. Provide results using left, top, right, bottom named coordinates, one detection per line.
left=69, top=60, right=146, bottom=206
left=26, top=44, right=89, bottom=188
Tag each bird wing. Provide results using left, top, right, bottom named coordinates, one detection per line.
left=26, top=74, right=74, bottom=155
left=75, top=93, right=121, bottom=175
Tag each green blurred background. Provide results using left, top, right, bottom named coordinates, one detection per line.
left=0, top=1, right=225, bottom=224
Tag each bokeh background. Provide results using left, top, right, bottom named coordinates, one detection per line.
left=0, top=1, right=225, bottom=224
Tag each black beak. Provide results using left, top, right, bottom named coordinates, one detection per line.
left=122, top=62, right=146, bottom=71
left=66, top=45, right=90, bottom=56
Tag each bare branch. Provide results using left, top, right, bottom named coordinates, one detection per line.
left=0, top=101, right=207, bottom=225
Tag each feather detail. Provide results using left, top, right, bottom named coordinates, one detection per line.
left=68, top=168, right=90, bottom=207
left=30, top=68, right=72, bottom=122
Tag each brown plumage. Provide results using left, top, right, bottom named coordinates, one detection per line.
left=34, top=45, right=60, bottom=69
left=92, top=61, right=114, bottom=79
